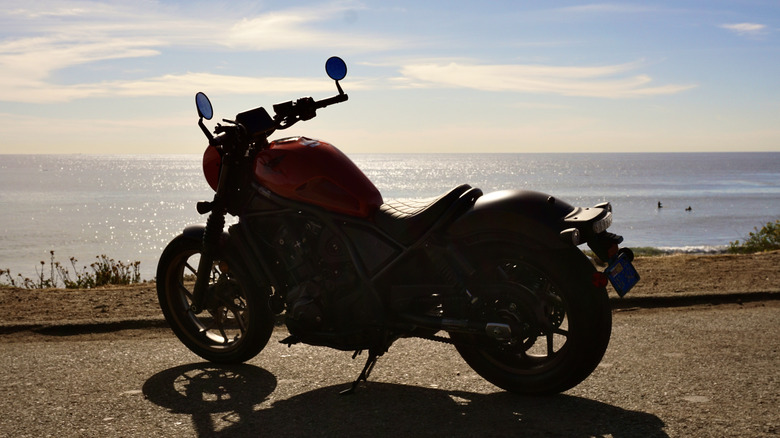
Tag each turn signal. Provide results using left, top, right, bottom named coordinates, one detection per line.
left=559, top=228, right=582, bottom=245
left=197, top=201, right=213, bottom=214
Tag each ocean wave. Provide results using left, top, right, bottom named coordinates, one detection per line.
left=654, top=245, right=729, bottom=255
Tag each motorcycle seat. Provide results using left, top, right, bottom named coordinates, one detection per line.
left=375, top=184, right=482, bottom=245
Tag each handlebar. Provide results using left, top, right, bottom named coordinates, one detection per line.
left=315, top=93, right=349, bottom=109
left=206, top=91, right=348, bottom=147
left=272, top=92, right=348, bottom=130
left=206, top=120, right=246, bottom=148
left=206, top=91, right=348, bottom=149
left=198, top=56, right=350, bottom=146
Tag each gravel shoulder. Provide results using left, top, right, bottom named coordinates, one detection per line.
left=1, top=251, right=778, bottom=329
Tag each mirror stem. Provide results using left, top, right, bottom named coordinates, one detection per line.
left=198, top=117, right=214, bottom=143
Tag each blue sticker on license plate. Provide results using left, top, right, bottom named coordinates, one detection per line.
left=605, top=254, right=640, bottom=297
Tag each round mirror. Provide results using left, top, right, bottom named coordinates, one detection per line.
left=195, top=92, right=213, bottom=120
left=325, top=57, right=347, bottom=81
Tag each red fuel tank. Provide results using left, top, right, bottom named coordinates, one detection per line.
left=253, top=137, right=383, bottom=217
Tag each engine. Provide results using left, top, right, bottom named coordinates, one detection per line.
left=272, top=219, right=358, bottom=331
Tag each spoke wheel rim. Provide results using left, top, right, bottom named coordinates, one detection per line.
left=168, top=250, right=250, bottom=352
left=472, top=259, right=571, bottom=375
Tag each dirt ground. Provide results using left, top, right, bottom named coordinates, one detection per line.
left=1, top=251, right=778, bottom=327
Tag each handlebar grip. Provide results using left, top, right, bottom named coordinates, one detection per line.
left=315, top=93, right=348, bottom=109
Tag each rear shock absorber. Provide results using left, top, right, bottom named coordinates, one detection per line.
left=426, top=240, right=475, bottom=308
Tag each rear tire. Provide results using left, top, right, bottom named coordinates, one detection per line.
left=450, top=239, right=611, bottom=394
left=156, top=235, right=274, bottom=363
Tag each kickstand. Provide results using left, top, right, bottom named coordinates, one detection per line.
left=340, top=351, right=379, bottom=395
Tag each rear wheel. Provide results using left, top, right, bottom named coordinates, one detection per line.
left=156, top=235, right=274, bottom=363
left=450, top=239, right=611, bottom=394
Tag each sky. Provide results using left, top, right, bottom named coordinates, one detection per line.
left=0, top=0, right=778, bottom=154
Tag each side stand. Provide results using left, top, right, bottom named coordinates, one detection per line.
left=340, top=350, right=379, bottom=395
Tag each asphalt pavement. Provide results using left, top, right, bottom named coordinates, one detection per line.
left=0, top=301, right=777, bottom=437
left=2, top=288, right=778, bottom=336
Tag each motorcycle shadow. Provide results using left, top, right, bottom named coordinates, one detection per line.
left=143, top=363, right=668, bottom=438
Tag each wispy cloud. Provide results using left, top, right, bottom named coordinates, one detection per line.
left=397, top=61, right=696, bottom=98
left=225, top=4, right=397, bottom=51
left=0, top=72, right=352, bottom=103
left=554, top=3, right=660, bottom=14
left=0, top=1, right=397, bottom=103
left=720, top=22, right=767, bottom=37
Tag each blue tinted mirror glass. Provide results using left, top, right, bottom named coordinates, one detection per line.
left=325, top=57, right=347, bottom=81
left=195, top=92, right=213, bottom=120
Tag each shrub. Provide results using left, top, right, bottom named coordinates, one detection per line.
left=0, top=251, right=57, bottom=289
left=728, top=220, right=780, bottom=254
left=1, top=251, right=141, bottom=289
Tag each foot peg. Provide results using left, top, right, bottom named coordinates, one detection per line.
left=279, top=335, right=300, bottom=347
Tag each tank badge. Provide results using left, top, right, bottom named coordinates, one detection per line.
left=300, top=138, right=321, bottom=148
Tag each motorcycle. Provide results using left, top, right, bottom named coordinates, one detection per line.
left=156, top=57, right=639, bottom=395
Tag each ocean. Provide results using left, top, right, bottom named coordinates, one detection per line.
left=1, top=152, right=779, bottom=281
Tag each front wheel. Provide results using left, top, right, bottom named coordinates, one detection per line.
left=156, top=234, right=274, bottom=363
left=449, top=240, right=612, bottom=394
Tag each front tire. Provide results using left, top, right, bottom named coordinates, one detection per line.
left=156, top=234, right=274, bottom=363
left=450, top=239, right=612, bottom=394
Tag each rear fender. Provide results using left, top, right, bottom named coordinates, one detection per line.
left=446, top=190, right=576, bottom=250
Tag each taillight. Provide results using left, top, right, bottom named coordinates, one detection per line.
left=591, top=271, right=609, bottom=288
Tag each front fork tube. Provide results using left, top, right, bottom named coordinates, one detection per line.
left=191, top=210, right=226, bottom=314
left=190, top=151, right=238, bottom=314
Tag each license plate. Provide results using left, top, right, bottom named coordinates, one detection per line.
left=605, top=252, right=640, bottom=297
